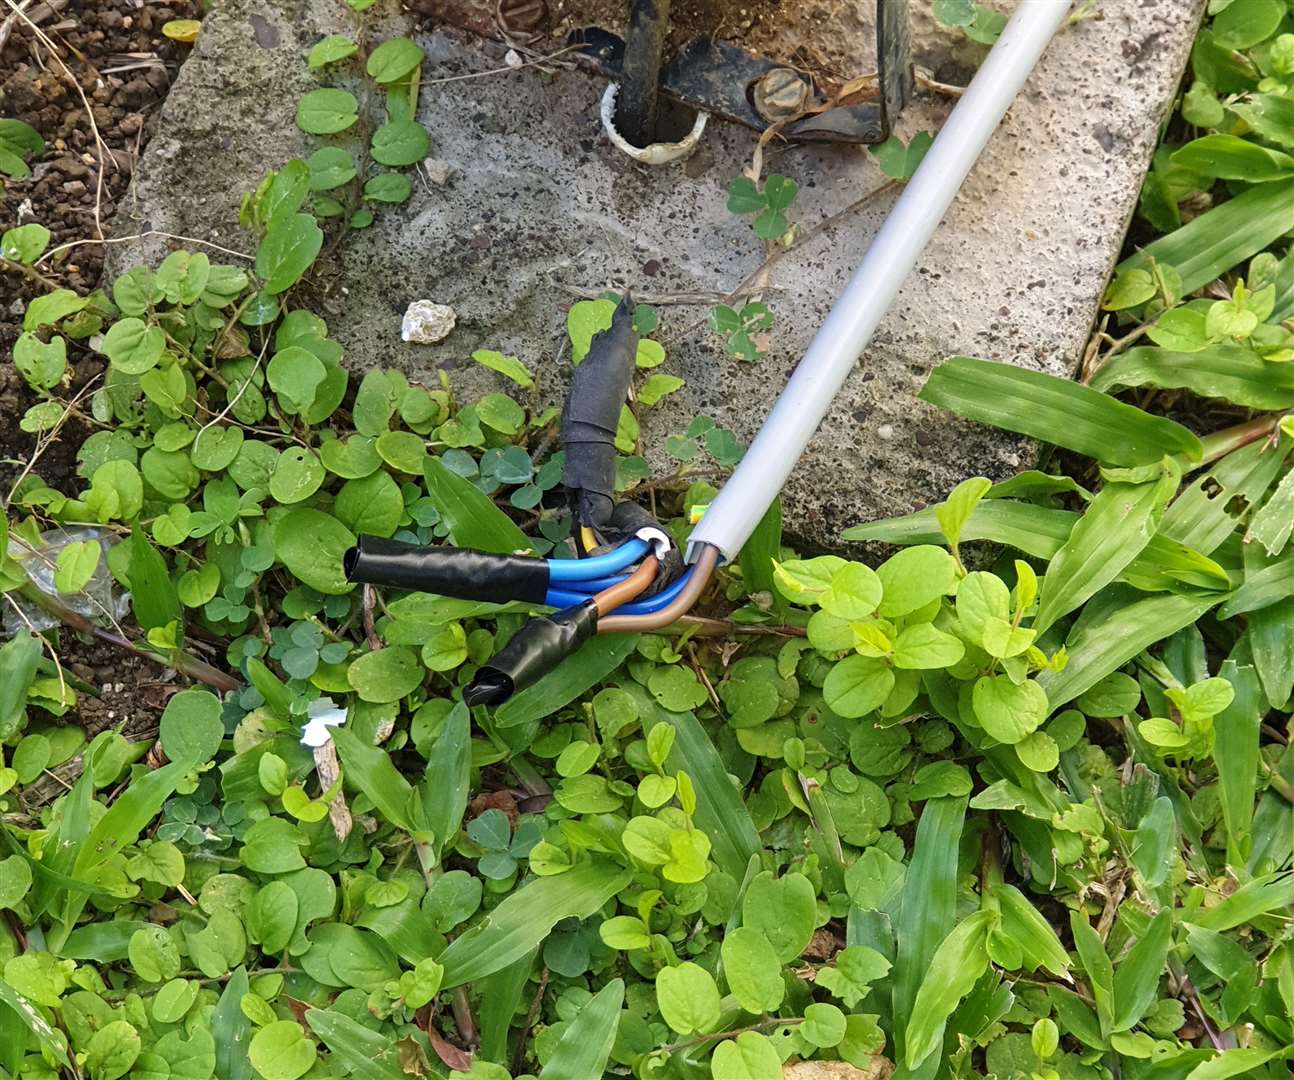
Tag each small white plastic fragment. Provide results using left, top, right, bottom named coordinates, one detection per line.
left=401, top=300, right=457, bottom=344
left=301, top=697, right=347, bottom=747
left=600, top=84, right=708, bottom=165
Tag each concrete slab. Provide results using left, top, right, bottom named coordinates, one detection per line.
left=111, top=0, right=1203, bottom=551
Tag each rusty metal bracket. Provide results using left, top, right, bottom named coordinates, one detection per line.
left=571, top=0, right=910, bottom=145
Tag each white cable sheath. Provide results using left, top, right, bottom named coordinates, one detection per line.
left=687, top=0, right=1073, bottom=563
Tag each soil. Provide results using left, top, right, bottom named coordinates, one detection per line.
left=434, top=0, right=881, bottom=84
left=1, top=0, right=201, bottom=735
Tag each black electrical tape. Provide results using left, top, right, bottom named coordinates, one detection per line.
left=601, top=501, right=684, bottom=598
left=343, top=535, right=550, bottom=604
left=562, top=294, right=638, bottom=530
left=463, top=601, right=598, bottom=706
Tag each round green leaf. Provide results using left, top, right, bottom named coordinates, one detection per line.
left=375, top=429, right=427, bottom=474
left=14, top=331, right=66, bottom=390
left=972, top=674, right=1049, bottom=745
left=190, top=423, right=245, bottom=472
left=159, top=688, right=224, bottom=765
left=307, top=146, right=357, bottom=191
left=267, top=345, right=327, bottom=415
left=709, top=1031, right=782, bottom=1080
left=227, top=439, right=280, bottom=491
left=249, top=1020, right=316, bottom=1080
left=151, top=978, right=198, bottom=1024
left=270, top=447, right=326, bottom=504
left=320, top=434, right=382, bottom=478
left=86, top=1020, right=141, bottom=1080
left=720, top=926, right=784, bottom=1013
left=256, top=213, right=324, bottom=295
left=102, top=317, right=165, bottom=375
left=2, top=222, right=50, bottom=264
left=347, top=646, right=423, bottom=703
left=296, top=88, right=358, bottom=134
left=307, top=34, right=358, bottom=69
left=876, top=545, right=957, bottom=617
left=54, top=540, right=100, bottom=594
left=823, top=654, right=895, bottom=719
left=366, top=37, right=425, bottom=83
left=363, top=172, right=412, bottom=204
left=334, top=470, right=403, bottom=537
left=141, top=447, right=199, bottom=500
left=802, top=1002, right=847, bottom=1048
left=655, top=961, right=720, bottom=1036
left=741, top=871, right=816, bottom=963
left=273, top=508, right=356, bottom=594
left=370, top=118, right=430, bottom=167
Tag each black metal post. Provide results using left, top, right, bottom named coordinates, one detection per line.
left=618, top=0, right=670, bottom=147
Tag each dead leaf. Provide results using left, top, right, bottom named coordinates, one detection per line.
left=783, top=1059, right=895, bottom=1080
left=468, top=789, right=520, bottom=829
left=428, top=1028, right=472, bottom=1072
left=161, top=19, right=201, bottom=43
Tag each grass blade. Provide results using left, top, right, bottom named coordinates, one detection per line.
left=538, top=977, right=624, bottom=1079
left=920, top=357, right=1203, bottom=467
left=0, top=978, right=71, bottom=1069
left=739, top=497, right=786, bottom=615
left=330, top=724, right=421, bottom=836
left=1069, top=910, right=1114, bottom=1036
left=845, top=500, right=1227, bottom=592
left=1193, top=871, right=1294, bottom=931
left=844, top=499, right=1074, bottom=557
left=421, top=701, right=470, bottom=862
left=496, top=634, right=640, bottom=728
left=306, top=1008, right=413, bottom=1078
left=1217, top=549, right=1294, bottom=618
left=1111, top=908, right=1172, bottom=1031
left=1161, top=440, right=1288, bottom=555
left=1118, top=176, right=1294, bottom=293
left=1034, top=480, right=1170, bottom=634
left=1214, top=653, right=1263, bottom=868
left=0, top=630, right=40, bottom=740
left=1091, top=345, right=1294, bottom=411
left=423, top=455, right=532, bottom=554
left=1184, top=1046, right=1287, bottom=1080
left=439, top=858, right=631, bottom=987
left=477, top=947, right=538, bottom=1063
left=1247, top=463, right=1294, bottom=556
left=1246, top=596, right=1294, bottom=709
left=213, top=967, right=253, bottom=1080
left=903, top=910, right=993, bottom=1069
left=1036, top=586, right=1220, bottom=706
left=892, top=796, right=967, bottom=1074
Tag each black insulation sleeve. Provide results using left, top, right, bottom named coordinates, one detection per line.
left=562, top=294, right=638, bottom=529
left=602, top=502, right=684, bottom=597
left=343, top=535, right=550, bottom=604
left=464, top=601, right=598, bottom=706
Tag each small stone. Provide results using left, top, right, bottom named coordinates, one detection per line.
left=401, top=300, right=457, bottom=344
left=423, top=158, right=452, bottom=186
left=876, top=424, right=895, bottom=441
left=504, top=49, right=523, bottom=68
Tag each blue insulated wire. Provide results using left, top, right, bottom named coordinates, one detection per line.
left=546, top=538, right=650, bottom=581
left=544, top=565, right=695, bottom=615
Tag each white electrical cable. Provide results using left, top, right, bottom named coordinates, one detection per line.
left=687, top=0, right=1074, bottom=563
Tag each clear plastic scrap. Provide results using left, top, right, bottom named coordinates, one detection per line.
left=2, top=527, right=130, bottom=638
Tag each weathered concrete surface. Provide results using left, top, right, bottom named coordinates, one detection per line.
left=112, top=0, right=1204, bottom=550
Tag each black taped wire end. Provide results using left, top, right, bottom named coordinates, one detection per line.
left=464, top=601, right=599, bottom=707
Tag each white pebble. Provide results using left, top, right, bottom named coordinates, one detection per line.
left=401, top=300, right=457, bottom=345
left=877, top=424, right=895, bottom=440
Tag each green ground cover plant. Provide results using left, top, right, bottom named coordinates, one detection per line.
left=6, top=3, right=1294, bottom=1079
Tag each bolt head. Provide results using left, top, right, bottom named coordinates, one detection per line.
left=753, top=67, right=811, bottom=122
